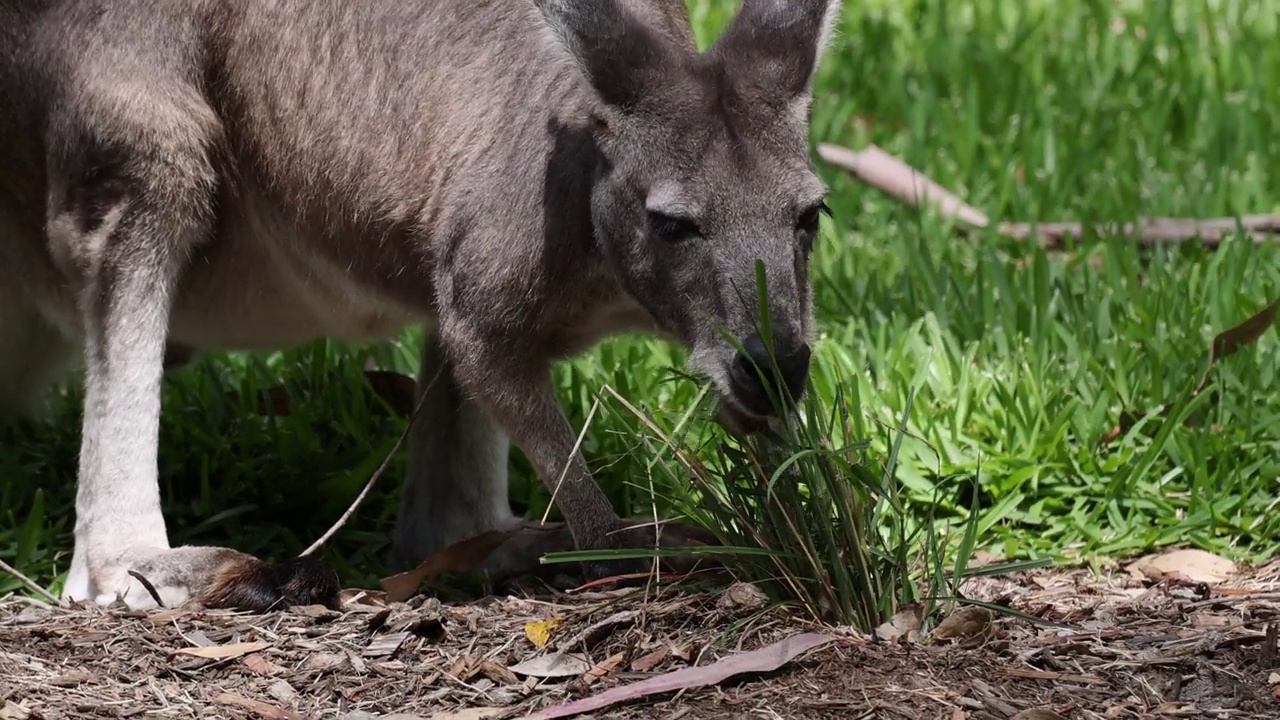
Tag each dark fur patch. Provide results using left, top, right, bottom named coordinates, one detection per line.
left=199, top=554, right=341, bottom=612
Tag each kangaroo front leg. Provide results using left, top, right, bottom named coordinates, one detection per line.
left=390, top=322, right=577, bottom=577
left=441, top=321, right=714, bottom=579
left=51, top=99, right=338, bottom=612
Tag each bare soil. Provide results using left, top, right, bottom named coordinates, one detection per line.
left=3, top=556, right=1279, bottom=719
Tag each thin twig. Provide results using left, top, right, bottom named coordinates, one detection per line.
left=1184, top=592, right=1280, bottom=609
left=0, top=556, right=60, bottom=605
left=298, top=363, right=444, bottom=558
left=817, top=141, right=1280, bottom=247
left=543, top=395, right=602, bottom=525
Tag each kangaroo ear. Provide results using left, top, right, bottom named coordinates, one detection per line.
left=533, top=0, right=684, bottom=111
left=709, top=0, right=842, bottom=102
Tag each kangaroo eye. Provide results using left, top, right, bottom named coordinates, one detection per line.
left=796, top=202, right=830, bottom=237
left=649, top=212, right=701, bottom=243
left=795, top=201, right=830, bottom=252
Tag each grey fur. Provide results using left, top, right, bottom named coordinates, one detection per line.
left=0, top=0, right=839, bottom=609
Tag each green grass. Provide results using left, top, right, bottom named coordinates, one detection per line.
left=3, top=0, right=1278, bottom=601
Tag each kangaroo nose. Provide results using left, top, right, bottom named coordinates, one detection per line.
left=729, top=332, right=811, bottom=416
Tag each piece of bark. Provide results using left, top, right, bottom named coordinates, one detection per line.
left=817, top=143, right=991, bottom=228
left=817, top=141, right=1280, bottom=247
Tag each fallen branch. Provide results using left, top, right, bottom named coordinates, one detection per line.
left=817, top=142, right=1280, bottom=247
left=997, top=215, right=1280, bottom=249
left=816, top=143, right=990, bottom=228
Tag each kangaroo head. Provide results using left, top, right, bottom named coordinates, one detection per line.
left=537, top=0, right=838, bottom=434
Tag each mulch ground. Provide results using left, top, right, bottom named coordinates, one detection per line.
left=3, top=554, right=1279, bottom=720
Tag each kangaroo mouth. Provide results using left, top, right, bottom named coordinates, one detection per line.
left=715, top=396, right=771, bottom=437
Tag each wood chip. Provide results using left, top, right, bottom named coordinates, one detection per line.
left=214, top=692, right=302, bottom=720
left=266, top=679, right=298, bottom=705
left=0, top=701, right=31, bottom=720
left=630, top=646, right=670, bottom=672
left=364, top=630, right=410, bottom=658
left=47, top=670, right=95, bottom=687
left=301, top=652, right=347, bottom=672
left=292, top=604, right=341, bottom=620
left=447, top=654, right=475, bottom=681
left=241, top=653, right=288, bottom=676
left=478, top=660, right=520, bottom=686
left=424, top=709, right=509, bottom=720
left=716, top=582, right=769, bottom=613
left=1002, top=668, right=1106, bottom=685
left=577, top=651, right=625, bottom=688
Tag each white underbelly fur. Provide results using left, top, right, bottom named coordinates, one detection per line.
left=167, top=197, right=421, bottom=352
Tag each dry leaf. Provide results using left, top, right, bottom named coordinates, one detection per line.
left=967, top=550, right=1005, bottom=568
left=214, top=692, right=302, bottom=720
left=524, top=632, right=836, bottom=720
left=380, top=529, right=520, bottom=602
left=509, top=652, right=594, bottom=679
left=1, top=701, right=31, bottom=720
left=425, top=709, right=509, bottom=720
left=1267, top=672, right=1279, bottom=685
left=174, top=641, right=271, bottom=661
left=1130, top=548, right=1237, bottom=584
left=1101, top=297, right=1279, bottom=444
left=874, top=604, right=924, bottom=643
left=525, top=617, right=562, bottom=649
left=930, top=606, right=993, bottom=645
left=362, top=369, right=419, bottom=416
left=1010, top=711, right=1066, bottom=720
left=630, top=646, right=670, bottom=672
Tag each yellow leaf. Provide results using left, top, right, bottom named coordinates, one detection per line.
left=524, top=617, right=562, bottom=649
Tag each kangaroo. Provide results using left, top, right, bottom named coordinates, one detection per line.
left=0, top=0, right=838, bottom=611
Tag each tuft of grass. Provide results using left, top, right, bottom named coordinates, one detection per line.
left=546, top=267, right=1052, bottom=632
